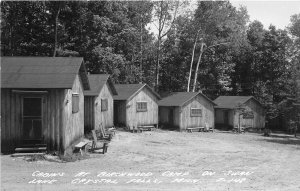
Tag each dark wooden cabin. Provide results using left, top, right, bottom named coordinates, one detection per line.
left=113, top=84, right=160, bottom=130
left=214, top=96, right=265, bottom=130
left=158, top=92, right=216, bottom=131
left=84, top=74, right=117, bottom=132
left=1, top=57, right=90, bottom=153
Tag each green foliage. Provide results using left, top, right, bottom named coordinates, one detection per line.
left=1, top=1, right=298, bottom=125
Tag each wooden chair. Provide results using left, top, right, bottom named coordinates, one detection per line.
left=107, top=127, right=116, bottom=136
left=205, top=123, right=214, bottom=132
left=233, top=126, right=245, bottom=133
left=91, top=130, right=109, bottom=154
left=97, top=124, right=113, bottom=141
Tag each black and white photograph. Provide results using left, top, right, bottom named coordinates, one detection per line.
left=1, top=0, right=300, bottom=190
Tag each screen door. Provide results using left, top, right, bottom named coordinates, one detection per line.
left=22, top=97, right=43, bottom=141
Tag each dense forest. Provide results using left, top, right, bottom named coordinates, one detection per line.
left=1, top=1, right=299, bottom=128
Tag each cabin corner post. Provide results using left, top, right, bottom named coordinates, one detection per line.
left=179, top=106, right=183, bottom=132
left=126, top=100, right=129, bottom=129
left=60, top=90, right=66, bottom=154
left=62, top=89, right=71, bottom=153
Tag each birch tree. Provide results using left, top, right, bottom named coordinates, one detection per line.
left=188, top=1, right=249, bottom=92
left=152, top=0, right=181, bottom=91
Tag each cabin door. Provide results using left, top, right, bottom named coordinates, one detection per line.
left=169, top=108, right=174, bottom=125
left=224, top=110, right=229, bottom=125
left=22, top=97, right=44, bottom=144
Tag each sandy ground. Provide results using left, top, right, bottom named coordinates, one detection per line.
left=1, top=129, right=300, bottom=191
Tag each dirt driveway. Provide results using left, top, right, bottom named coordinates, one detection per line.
left=1, top=129, right=300, bottom=191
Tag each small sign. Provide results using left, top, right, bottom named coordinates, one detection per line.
left=243, top=111, right=254, bottom=119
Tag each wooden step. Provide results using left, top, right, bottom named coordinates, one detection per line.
left=11, top=153, right=45, bottom=157
left=15, top=147, right=47, bottom=153
left=18, top=144, right=47, bottom=148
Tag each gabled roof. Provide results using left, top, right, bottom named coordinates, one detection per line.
left=114, top=83, right=160, bottom=101
left=214, top=96, right=262, bottom=109
left=1, top=57, right=90, bottom=90
left=158, top=92, right=216, bottom=107
left=84, top=74, right=117, bottom=96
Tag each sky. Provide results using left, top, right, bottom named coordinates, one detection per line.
left=148, top=1, right=300, bottom=35
left=230, top=1, right=300, bottom=29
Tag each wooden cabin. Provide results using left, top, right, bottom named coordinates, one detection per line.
left=113, top=84, right=160, bottom=130
left=214, top=96, right=265, bottom=130
left=1, top=57, right=90, bottom=153
left=84, top=74, right=117, bottom=133
left=158, top=92, right=216, bottom=131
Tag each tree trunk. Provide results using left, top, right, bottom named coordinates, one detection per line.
left=9, top=25, right=13, bottom=56
left=140, top=19, right=143, bottom=79
left=155, top=37, right=161, bottom=91
left=187, top=31, right=200, bottom=92
left=192, top=42, right=205, bottom=92
left=53, top=5, right=61, bottom=57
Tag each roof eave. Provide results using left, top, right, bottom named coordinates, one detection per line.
left=181, top=92, right=216, bottom=107
left=127, top=84, right=147, bottom=101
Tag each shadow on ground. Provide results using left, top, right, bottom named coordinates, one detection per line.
left=263, top=134, right=300, bottom=145
left=269, top=134, right=299, bottom=139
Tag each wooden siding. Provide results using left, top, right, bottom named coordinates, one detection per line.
left=1, top=77, right=85, bottom=153
left=1, top=89, right=20, bottom=153
left=84, top=96, right=95, bottom=132
left=1, top=89, right=66, bottom=153
left=215, top=98, right=265, bottom=129
left=174, top=107, right=180, bottom=127
left=233, top=99, right=265, bottom=128
left=179, top=95, right=215, bottom=131
left=126, top=88, right=159, bottom=129
left=228, top=110, right=234, bottom=126
left=63, top=74, right=85, bottom=150
left=94, top=83, right=114, bottom=130
left=45, top=89, right=65, bottom=151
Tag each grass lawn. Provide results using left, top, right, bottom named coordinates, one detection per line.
left=1, top=129, right=300, bottom=191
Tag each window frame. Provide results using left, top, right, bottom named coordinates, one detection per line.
left=136, top=101, right=148, bottom=112
left=72, top=93, right=80, bottom=113
left=101, top=98, right=108, bottom=111
left=190, top=107, right=202, bottom=117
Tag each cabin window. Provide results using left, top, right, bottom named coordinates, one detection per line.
left=101, top=99, right=108, bottom=111
left=190, top=108, right=202, bottom=117
left=136, top=101, right=147, bottom=112
left=72, top=93, right=79, bottom=113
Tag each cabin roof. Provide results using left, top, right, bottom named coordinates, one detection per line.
left=158, top=92, right=216, bottom=107
left=214, top=96, right=262, bottom=109
left=1, top=57, right=90, bottom=90
left=114, top=83, right=160, bottom=101
left=84, top=74, right=117, bottom=96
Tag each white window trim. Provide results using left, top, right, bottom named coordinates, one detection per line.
left=190, top=107, right=202, bottom=117
left=72, top=93, right=80, bottom=113
left=101, top=98, right=108, bottom=111
left=136, top=101, right=148, bottom=112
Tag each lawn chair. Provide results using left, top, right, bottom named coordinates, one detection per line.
left=97, top=124, right=113, bottom=141
left=205, top=123, right=214, bottom=132
left=233, top=126, right=245, bottom=133
left=107, top=127, right=116, bottom=136
left=91, top=130, right=109, bottom=154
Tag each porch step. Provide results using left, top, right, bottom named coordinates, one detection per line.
left=15, top=146, right=47, bottom=153
left=11, top=153, right=45, bottom=157
left=19, top=144, right=47, bottom=148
